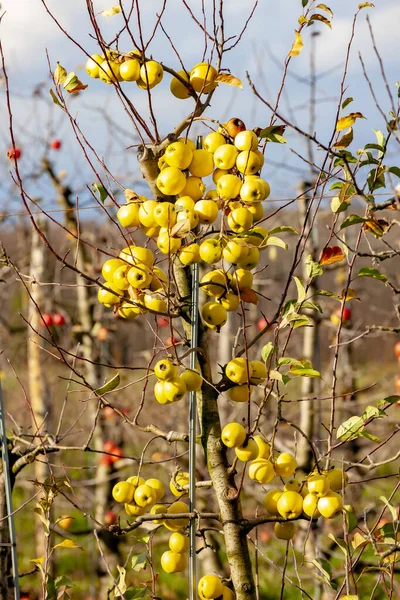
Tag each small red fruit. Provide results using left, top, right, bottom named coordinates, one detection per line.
left=7, top=147, right=21, bottom=160
left=342, top=307, right=352, bottom=322
left=52, top=312, right=65, bottom=326
left=104, top=510, right=117, bottom=525
left=109, top=446, right=124, bottom=463
left=394, top=341, right=400, bottom=357
left=97, top=326, right=110, bottom=342
left=103, top=440, right=117, bottom=453
left=394, top=375, right=400, bottom=393
left=99, top=454, right=113, bottom=466
left=40, top=313, right=53, bottom=327
left=51, top=139, right=62, bottom=150
left=165, top=335, right=179, bottom=347
left=157, top=316, right=169, bottom=328
left=257, top=317, right=268, bottom=331
left=103, top=406, right=116, bottom=419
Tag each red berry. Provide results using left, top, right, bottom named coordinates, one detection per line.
left=7, top=147, right=21, bottom=160
left=99, top=454, right=113, bottom=466
left=109, top=446, right=123, bottom=463
left=157, top=316, right=169, bottom=328
left=103, top=406, right=116, bottom=419
left=51, top=139, right=62, bottom=150
left=104, top=510, right=117, bottom=525
left=40, top=313, right=53, bottom=327
left=257, top=317, right=268, bottom=331
left=394, top=341, right=400, bottom=358
left=52, top=312, right=65, bottom=326
left=103, top=440, right=117, bottom=453
left=165, top=335, right=179, bottom=347
left=342, top=307, right=352, bottom=322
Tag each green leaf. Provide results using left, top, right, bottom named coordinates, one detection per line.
left=302, top=0, right=309, bottom=6
left=377, top=395, right=400, bottom=407
left=331, top=196, right=349, bottom=214
left=293, top=276, right=306, bottom=304
left=278, top=357, right=305, bottom=368
left=62, top=72, right=88, bottom=94
left=54, top=63, right=67, bottom=84
left=340, top=214, right=369, bottom=229
left=306, top=255, right=323, bottom=279
left=92, top=183, right=109, bottom=204
left=388, top=166, right=400, bottom=178
left=269, top=370, right=291, bottom=385
left=261, top=342, right=276, bottom=363
left=367, top=166, right=385, bottom=192
left=49, top=89, right=64, bottom=109
left=302, top=300, right=322, bottom=312
left=258, top=126, right=287, bottom=144
left=265, top=236, right=288, bottom=250
left=357, top=267, right=387, bottom=283
left=308, top=13, right=331, bottom=28
left=342, top=97, right=354, bottom=110
left=114, top=566, right=128, bottom=598
left=344, top=505, right=358, bottom=533
left=328, top=533, right=348, bottom=556
left=312, top=558, right=332, bottom=584
left=125, top=588, right=147, bottom=600
left=380, top=496, right=397, bottom=520
left=358, top=2, right=374, bottom=9
left=314, top=289, right=340, bottom=299
left=131, top=552, right=148, bottom=572
left=337, top=415, right=364, bottom=441
left=268, top=226, right=298, bottom=235
left=46, top=575, right=56, bottom=600
left=95, top=372, right=120, bottom=395
left=361, top=430, right=381, bottom=443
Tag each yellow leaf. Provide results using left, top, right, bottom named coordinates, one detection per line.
left=101, top=6, right=121, bottom=17
left=30, top=556, right=45, bottom=565
left=289, top=30, right=304, bottom=57
left=54, top=63, right=67, bottom=85
left=53, top=539, right=83, bottom=551
left=298, top=15, right=308, bottom=25
left=358, top=2, right=374, bottom=9
left=336, top=113, right=365, bottom=132
left=215, top=73, right=243, bottom=89
left=351, top=532, right=370, bottom=550
left=334, top=128, right=354, bottom=149
left=341, top=288, right=360, bottom=301
left=316, top=4, right=333, bottom=18
left=308, top=13, right=331, bottom=28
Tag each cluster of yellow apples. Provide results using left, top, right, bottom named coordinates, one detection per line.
left=86, top=49, right=220, bottom=97
left=198, top=575, right=234, bottom=600
left=86, top=50, right=164, bottom=89
left=97, top=120, right=273, bottom=334
left=97, top=245, right=171, bottom=318
left=112, top=474, right=190, bottom=529
left=223, top=357, right=267, bottom=402
left=153, top=358, right=202, bottom=404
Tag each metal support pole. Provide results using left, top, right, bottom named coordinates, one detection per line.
left=0, top=383, right=20, bottom=600
left=189, top=135, right=202, bottom=600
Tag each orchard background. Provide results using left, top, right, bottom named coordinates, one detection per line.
left=0, top=1, right=400, bottom=599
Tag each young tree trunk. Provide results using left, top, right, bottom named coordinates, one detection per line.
left=0, top=465, right=12, bottom=600
left=43, top=158, right=119, bottom=598
left=28, top=218, right=51, bottom=560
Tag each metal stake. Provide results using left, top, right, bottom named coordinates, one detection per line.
left=0, top=382, right=20, bottom=600
left=189, top=135, right=202, bottom=600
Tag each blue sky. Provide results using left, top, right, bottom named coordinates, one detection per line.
left=0, top=0, right=399, bottom=215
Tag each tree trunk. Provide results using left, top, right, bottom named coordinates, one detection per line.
left=28, top=218, right=51, bottom=561
left=0, top=467, right=12, bottom=600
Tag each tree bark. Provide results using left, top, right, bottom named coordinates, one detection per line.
left=28, top=218, right=51, bottom=561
